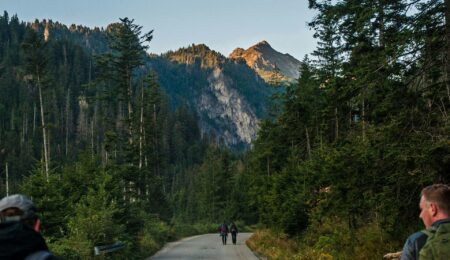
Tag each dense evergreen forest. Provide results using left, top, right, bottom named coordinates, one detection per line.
left=0, top=0, right=449, bottom=258
left=246, top=0, right=450, bottom=258
left=0, top=12, right=250, bottom=258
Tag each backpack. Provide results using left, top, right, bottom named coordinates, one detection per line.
left=220, top=224, right=227, bottom=233
left=230, top=225, right=237, bottom=232
left=419, top=222, right=450, bottom=260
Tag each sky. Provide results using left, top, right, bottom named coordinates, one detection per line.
left=1, top=0, right=317, bottom=60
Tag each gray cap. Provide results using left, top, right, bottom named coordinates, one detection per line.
left=0, top=194, right=36, bottom=216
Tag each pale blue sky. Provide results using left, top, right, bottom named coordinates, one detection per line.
left=2, top=0, right=317, bottom=60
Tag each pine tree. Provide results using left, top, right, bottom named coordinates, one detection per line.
left=106, top=18, right=153, bottom=147
left=309, top=0, right=345, bottom=141
left=22, top=28, right=51, bottom=178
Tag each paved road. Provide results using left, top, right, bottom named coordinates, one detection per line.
left=149, top=233, right=258, bottom=260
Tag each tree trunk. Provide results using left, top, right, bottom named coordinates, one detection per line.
left=33, top=103, right=36, bottom=136
left=37, top=76, right=49, bottom=179
left=5, top=162, right=9, bottom=196
left=445, top=0, right=450, bottom=102
left=65, top=88, right=70, bottom=156
left=116, top=101, right=123, bottom=141
left=139, top=81, right=144, bottom=169
left=127, top=69, right=133, bottom=145
left=305, top=126, right=311, bottom=159
left=334, top=106, right=339, bottom=141
left=153, top=103, right=160, bottom=177
left=91, top=119, right=94, bottom=158
left=362, top=98, right=366, bottom=141
left=21, top=112, right=26, bottom=144
left=10, top=107, right=14, bottom=130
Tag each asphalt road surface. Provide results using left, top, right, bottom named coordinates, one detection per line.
left=149, top=233, right=259, bottom=260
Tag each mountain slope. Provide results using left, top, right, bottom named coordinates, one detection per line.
left=149, top=44, right=273, bottom=148
left=229, top=40, right=301, bottom=83
left=38, top=20, right=274, bottom=148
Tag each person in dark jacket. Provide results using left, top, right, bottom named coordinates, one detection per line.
left=230, top=222, right=238, bottom=245
left=218, top=222, right=229, bottom=245
left=400, top=184, right=450, bottom=260
left=0, top=194, right=57, bottom=260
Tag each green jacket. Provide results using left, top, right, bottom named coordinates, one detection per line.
left=419, top=219, right=450, bottom=260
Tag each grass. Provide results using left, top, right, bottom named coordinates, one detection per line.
left=246, top=219, right=404, bottom=260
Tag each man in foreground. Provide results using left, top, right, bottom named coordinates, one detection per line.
left=400, top=184, right=450, bottom=260
left=0, top=194, right=57, bottom=259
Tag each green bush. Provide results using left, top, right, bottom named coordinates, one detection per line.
left=138, top=217, right=171, bottom=256
left=247, top=217, right=404, bottom=260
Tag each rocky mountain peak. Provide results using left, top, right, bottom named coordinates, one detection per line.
left=229, top=47, right=245, bottom=57
left=164, top=43, right=225, bottom=69
left=253, top=40, right=271, bottom=49
left=229, top=40, right=301, bottom=83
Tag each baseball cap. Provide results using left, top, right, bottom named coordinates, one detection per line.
left=0, top=194, right=36, bottom=219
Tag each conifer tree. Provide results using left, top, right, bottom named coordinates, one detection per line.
left=22, top=28, right=50, bottom=178
left=106, top=18, right=153, bottom=147
left=309, top=0, right=345, bottom=141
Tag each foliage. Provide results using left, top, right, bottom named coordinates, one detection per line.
left=247, top=220, right=402, bottom=260
left=0, top=12, right=260, bottom=258
left=244, top=0, right=450, bottom=258
left=246, top=229, right=300, bottom=259
left=1, top=1, right=450, bottom=257
left=137, top=216, right=171, bottom=257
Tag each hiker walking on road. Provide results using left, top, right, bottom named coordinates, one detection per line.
left=218, top=222, right=229, bottom=245
left=230, top=222, right=238, bottom=245
left=400, top=184, right=450, bottom=260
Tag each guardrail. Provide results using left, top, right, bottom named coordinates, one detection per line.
left=94, top=241, right=125, bottom=256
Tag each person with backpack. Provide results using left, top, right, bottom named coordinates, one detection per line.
left=230, top=222, right=238, bottom=245
left=400, top=184, right=450, bottom=260
left=0, top=194, right=58, bottom=260
left=218, top=222, right=229, bottom=245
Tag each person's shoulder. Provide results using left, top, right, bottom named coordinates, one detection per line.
left=400, top=231, right=429, bottom=260
left=406, top=230, right=429, bottom=251
left=406, top=230, right=428, bottom=242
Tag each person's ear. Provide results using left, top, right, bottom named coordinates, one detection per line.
left=429, top=202, right=438, bottom=216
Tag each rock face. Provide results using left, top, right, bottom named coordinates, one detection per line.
left=229, top=40, right=302, bottom=83
left=148, top=44, right=273, bottom=149
left=200, top=67, right=259, bottom=145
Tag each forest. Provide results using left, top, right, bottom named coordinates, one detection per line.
left=246, top=0, right=449, bottom=258
left=0, top=0, right=449, bottom=259
left=0, top=13, right=249, bottom=258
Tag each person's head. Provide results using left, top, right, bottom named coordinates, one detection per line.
left=0, top=194, right=39, bottom=231
left=419, top=184, right=450, bottom=228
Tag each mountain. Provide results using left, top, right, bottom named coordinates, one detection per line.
left=148, top=44, right=273, bottom=148
left=25, top=20, right=275, bottom=148
left=229, top=40, right=302, bottom=83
